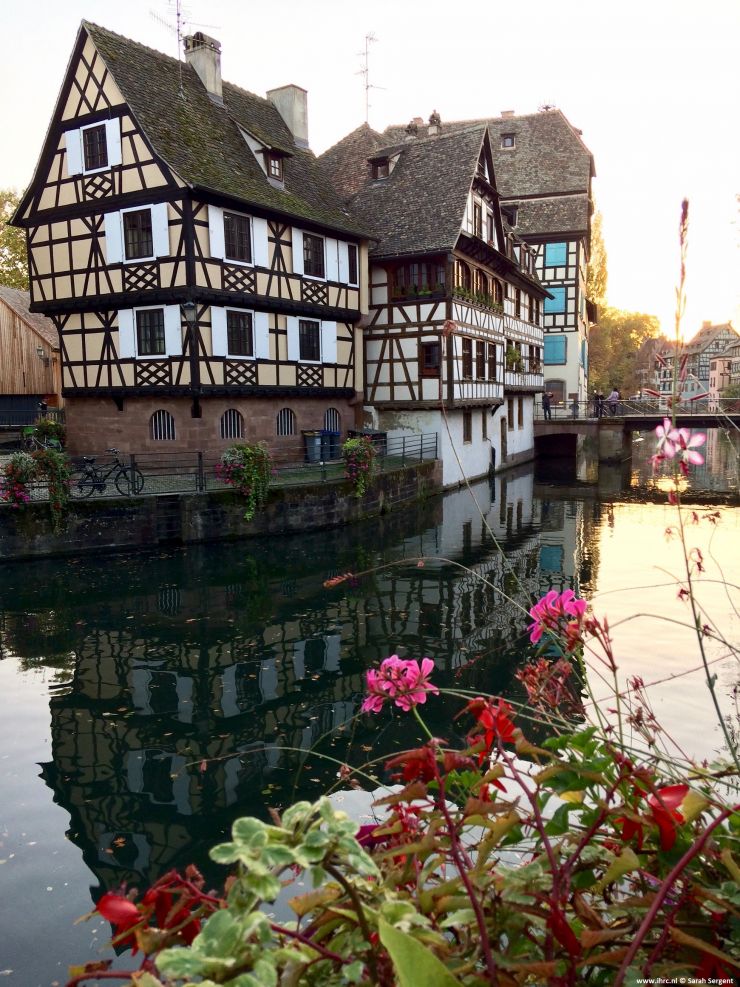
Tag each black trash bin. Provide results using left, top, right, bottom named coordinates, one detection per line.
left=302, top=430, right=322, bottom=463
left=320, top=429, right=341, bottom=461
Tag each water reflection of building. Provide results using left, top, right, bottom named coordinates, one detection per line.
left=2, top=471, right=561, bottom=899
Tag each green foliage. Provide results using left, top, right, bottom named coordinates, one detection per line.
left=586, top=210, right=608, bottom=310
left=505, top=345, right=523, bottom=371
left=33, top=417, right=66, bottom=448
left=0, top=448, right=71, bottom=530
left=68, top=718, right=739, bottom=986
left=342, top=436, right=376, bottom=498
left=588, top=307, right=661, bottom=395
left=216, top=443, right=272, bottom=521
left=0, top=189, right=28, bottom=290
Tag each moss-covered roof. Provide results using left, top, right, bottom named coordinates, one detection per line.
left=84, top=22, right=367, bottom=238
left=320, top=125, right=488, bottom=259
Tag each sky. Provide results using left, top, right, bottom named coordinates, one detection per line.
left=1, top=0, right=738, bottom=338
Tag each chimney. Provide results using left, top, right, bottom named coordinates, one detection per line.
left=500, top=110, right=515, bottom=118
left=184, top=33, right=222, bottom=103
left=267, top=85, right=309, bottom=148
left=428, top=110, right=441, bottom=136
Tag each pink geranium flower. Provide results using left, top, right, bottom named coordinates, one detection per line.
left=361, top=655, right=439, bottom=713
left=528, top=589, right=587, bottom=650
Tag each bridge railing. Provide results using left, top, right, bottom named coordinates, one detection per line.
left=535, top=397, right=740, bottom=421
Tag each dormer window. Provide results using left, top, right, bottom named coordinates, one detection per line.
left=267, top=153, right=284, bottom=181
left=502, top=205, right=518, bottom=227
left=372, top=159, right=389, bottom=180
left=501, top=133, right=516, bottom=149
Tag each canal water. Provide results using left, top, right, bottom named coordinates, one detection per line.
left=0, top=429, right=738, bottom=985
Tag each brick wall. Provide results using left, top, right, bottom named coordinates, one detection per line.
left=64, top=394, right=363, bottom=458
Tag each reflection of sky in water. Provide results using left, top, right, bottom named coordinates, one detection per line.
left=0, top=463, right=737, bottom=984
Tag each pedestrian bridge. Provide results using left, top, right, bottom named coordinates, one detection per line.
left=534, top=400, right=740, bottom=462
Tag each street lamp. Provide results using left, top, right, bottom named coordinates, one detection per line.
left=182, top=300, right=197, bottom=329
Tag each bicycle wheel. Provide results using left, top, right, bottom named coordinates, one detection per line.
left=114, top=468, right=145, bottom=496
left=69, top=468, right=97, bottom=498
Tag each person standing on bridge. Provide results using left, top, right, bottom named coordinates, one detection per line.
left=607, top=387, right=619, bottom=415
left=542, top=391, right=552, bottom=420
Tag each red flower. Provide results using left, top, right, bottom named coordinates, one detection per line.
left=96, top=892, right=141, bottom=948
left=460, top=697, right=516, bottom=764
left=385, top=744, right=437, bottom=783
left=647, top=783, right=688, bottom=851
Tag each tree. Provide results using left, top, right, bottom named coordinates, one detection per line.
left=0, top=188, right=28, bottom=289
left=588, top=307, right=661, bottom=395
left=586, top=210, right=607, bottom=310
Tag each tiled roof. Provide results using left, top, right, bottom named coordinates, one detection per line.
left=382, top=110, right=594, bottom=237
left=82, top=23, right=366, bottom=237
left=0, top=287, right=59, bottom=348
left=320, top=125, right=487, bottom=258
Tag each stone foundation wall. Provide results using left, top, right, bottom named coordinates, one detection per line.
left=0, top=460, right=442, bottom=561
left=64, top=394, right=363, bottom=459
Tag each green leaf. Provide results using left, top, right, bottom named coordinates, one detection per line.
left=282, top=801, right=313, bottom=829
left=378, top=917, right=462, bottom=987
left=233, top=817, right=269, bottom=849
left=157, top=947, right=210, bottom=978
left=439, top=908, right=476, bottom=929
left=243, top=872, right=282, bottom=901
left=344, top=960, right=365, bottom=982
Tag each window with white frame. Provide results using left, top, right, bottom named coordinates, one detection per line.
left=286, top=316, right=336, bottom=364
left=65, top=119, right=122, bottom=176
left=299, top=319, right=321, bottom=361
left=226, top=311, right=253, bottom=356
left=276, top=408, right=296, bottom=436
left=150, top=409, right=176, bottom=441
left=136, top=308, right=165, bottom=356
left=220, top=409, right=244, bottom=440
left=303, top=233, right=325, bottom=278
left=105, top=203, right=169, bottom=264
left=117, top=305, right=181, bottom=359
left=83, top=124, right=108, bottom=171
left=224, top=211, right=252, bottom=263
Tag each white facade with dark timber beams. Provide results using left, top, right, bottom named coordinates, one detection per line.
left=382, top=110, right=596, bottom=406
left=12, top=23, right=370, bottom=457
left=319, top=120, right=547, bottom=485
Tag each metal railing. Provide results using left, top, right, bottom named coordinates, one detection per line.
left=0, top=408, right=66, bottom=428
left=4, top=432, right=439, bottom=504
left=535, top=398, right=740, bottom=421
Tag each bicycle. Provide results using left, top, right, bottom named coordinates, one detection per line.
left=69, top=448, right=145, bottom=498
left=21, top=426, right=62, bottom=453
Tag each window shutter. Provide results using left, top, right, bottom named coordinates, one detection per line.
left=105, top=118, right=122, bottom=167
left=151, top=203, right=170, bottom=257
left=321, top=321, right=337, bottom=364
left=338, top=242, right=349, bottom=283
left=252, top=217, right=269, bottom=267
left=286, top=316, right=299, bottom=361
left=117, top=309, right=135, bottom=358
left=164, top=305, right=182, bottom=355
left=254, top=311, right=270, bottom=359
left=211, top=306, right=227, bottom=356
left=325, top=237, right=339, bottom=281
left=291, top=228, right=304, bottom=276
left=208, top=205, right=225, bottom=259
left=65, top=129, right=83, bottom=176
left=104, top=211, right=124, bottom=265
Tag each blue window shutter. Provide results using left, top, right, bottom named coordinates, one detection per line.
left=544, top=335, right=566, bottom=365
left=544, top=286, right=566, bottom=313
left=545, top=242, right=567, bottom=266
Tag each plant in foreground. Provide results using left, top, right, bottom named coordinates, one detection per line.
left=66, top=597, right=740, bottom=987
left=216, top=443, right=272, bottom=521
left=342, top=436, right=376, bottom=499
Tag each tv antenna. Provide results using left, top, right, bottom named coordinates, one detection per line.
left=149, top=0, right=220, bottom=93
left=356, top=33, right=384, bottom=124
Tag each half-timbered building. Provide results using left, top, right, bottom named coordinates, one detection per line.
left=12, top=24, right=369, bottom=456
left=319, top=120, right=547, bottom=485
left=384, top=110, right=596, bottom=406
left=0, top=287, right=63, bottom=418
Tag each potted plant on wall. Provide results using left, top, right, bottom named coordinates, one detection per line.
left=505, top=345, right=523, bottom=372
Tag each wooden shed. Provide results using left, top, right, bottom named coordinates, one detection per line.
left=0, top=286, right=62, bottom=420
